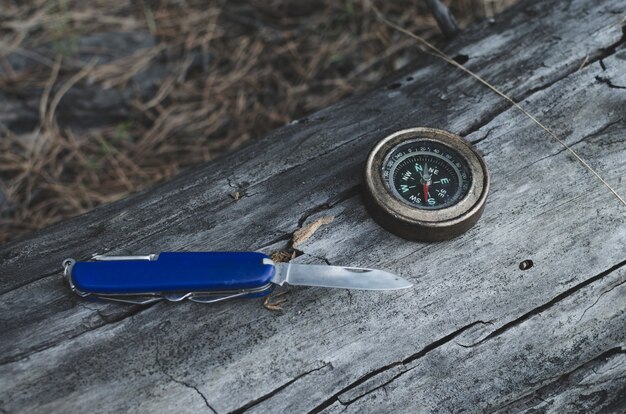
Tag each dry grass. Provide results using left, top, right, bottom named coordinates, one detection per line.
left=0, top=0, right=514, bottom=245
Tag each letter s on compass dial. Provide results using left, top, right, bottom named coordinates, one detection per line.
left=364, top=128, right=490, bottom=242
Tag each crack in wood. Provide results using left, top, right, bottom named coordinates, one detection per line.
left=470, top=124, right=500, bottom=145
left=576, top=277, right=626, bottom=323
left=297, top=186, right=360, bottom=229
left=229, top=362, right=332, bottom=414
left=155, top=329, right=218, bottom=413
left=489, top=347, right=626, bottom=413
left=471, top=259, right=626, bottom=347
left=257, top=233, right=293, bottom=250
left=336, top=365, right=408, bottom=407
left=595, top=74, right=626, bottom=89
left=262, top=186, right=360, bottom=256
left=307, top=320, right=490, bottom=413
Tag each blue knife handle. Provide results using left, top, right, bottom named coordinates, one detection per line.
left=70, top=252, right=275, bottom=294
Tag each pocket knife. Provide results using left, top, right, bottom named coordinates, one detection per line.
left=64, top=252, right=412, bottom=304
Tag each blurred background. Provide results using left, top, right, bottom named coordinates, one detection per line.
left=0, top=0, right=517, bottom=245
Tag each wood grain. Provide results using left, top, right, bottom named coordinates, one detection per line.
left=1, top=0, right=625, bottom=412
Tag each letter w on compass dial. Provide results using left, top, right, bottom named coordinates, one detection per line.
left=382, top=140, right=472, bottom=210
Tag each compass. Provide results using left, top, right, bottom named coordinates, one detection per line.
left=364, top=127, right=489, bottom=241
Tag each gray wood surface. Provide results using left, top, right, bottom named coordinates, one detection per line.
left=1, top=0, right=626, bottom=412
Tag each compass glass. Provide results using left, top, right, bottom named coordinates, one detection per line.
left=381, top=140, right=472, bottom=210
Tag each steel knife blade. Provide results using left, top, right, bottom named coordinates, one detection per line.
left=272, top=263, right=412, bottom=290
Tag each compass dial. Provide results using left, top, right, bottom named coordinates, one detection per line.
left=382, top=140, right=472, bottom=210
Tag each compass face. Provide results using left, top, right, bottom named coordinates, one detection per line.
left=382, top=140, right=472, bottom=210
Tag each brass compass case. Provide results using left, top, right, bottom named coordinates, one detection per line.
left=363, top=128, right=489, bottom=241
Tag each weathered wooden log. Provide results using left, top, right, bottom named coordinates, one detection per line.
left=1, top=0, right=625, bottom=412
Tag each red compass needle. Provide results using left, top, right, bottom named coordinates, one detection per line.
left=423, top=182, right=429, bottom=203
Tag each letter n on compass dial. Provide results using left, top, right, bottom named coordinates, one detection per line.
left=382, top=140, right=472, bottom=210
